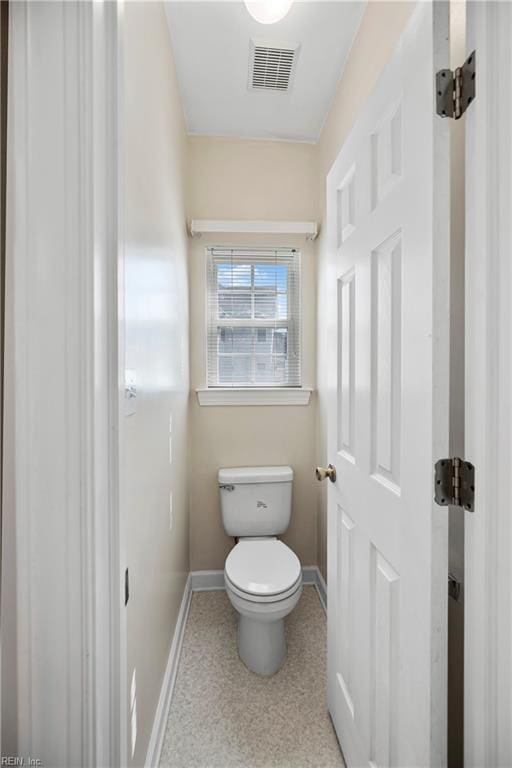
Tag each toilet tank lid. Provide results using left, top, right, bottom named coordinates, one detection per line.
left=218, top=466, right=293, bottom=485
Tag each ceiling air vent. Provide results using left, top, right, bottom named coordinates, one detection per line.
left=248, top=39, right=300, bottom=92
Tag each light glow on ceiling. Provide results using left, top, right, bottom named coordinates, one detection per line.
left=244, top=0, right=293, bottom=25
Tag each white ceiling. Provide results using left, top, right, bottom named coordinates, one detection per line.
left=164, top=1, right=365, bottom=142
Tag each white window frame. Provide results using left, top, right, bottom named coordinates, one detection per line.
left=198, top=246, right=312, bottom=406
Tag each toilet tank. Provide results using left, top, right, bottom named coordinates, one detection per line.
left=218, top=466, right=293, bottom=537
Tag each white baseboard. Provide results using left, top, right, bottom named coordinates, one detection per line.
left=145, top=574, right=192, bottom=768
left=301, top=565, right=327, bottom=612
left=190, top=565, right=327, bottom=612
left=190, top=569, right=225, bottom=591
left=301, top=565, right=318, bottom=585
left=314, top=567, right=327, bottom=613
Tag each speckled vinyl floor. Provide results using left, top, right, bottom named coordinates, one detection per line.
left=160, top=586, right=345, bottom=768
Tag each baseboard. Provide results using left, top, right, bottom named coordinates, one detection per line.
left=190, top=569, right=225, bottom=591
left=301, top=565, right=318, bottom=585
left=313, top=567, right=327, bottom=613
left=145, top=574, right=192, bottom=768
left=189, top=565, right=327, bottom=612
left=301, top=565, right=327, bottom=612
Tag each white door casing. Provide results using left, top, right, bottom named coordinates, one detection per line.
left=326, top=4, right=450, bottom=767
left=465, top=3, right=512, bottom=766
left=5, top=2, right=125, bottom=765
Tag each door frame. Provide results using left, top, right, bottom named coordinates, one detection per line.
left=465, top=2, right=512, bottom=765
left=0, top=0, right=8, bottom=752
left=4, top=1, right=126, bottom=764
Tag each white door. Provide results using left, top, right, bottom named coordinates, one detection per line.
left=465, top=3, right=512, bottom=766
left=325, top=4, right=450, bottom=766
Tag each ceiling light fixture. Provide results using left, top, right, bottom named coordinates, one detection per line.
left=244, top=0, right=293, bottom=25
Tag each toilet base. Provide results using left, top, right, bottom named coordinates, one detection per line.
left=238, top=614, right=286, bottom=676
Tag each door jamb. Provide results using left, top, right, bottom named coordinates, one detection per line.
left=5, top=2, right=126, bottom=763
left=0, top=1, right=8, bottom=752
left=465, top=3, right=512, bottom=766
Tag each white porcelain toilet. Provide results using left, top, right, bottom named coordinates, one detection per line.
left=219, top=465, right=302, bottom=676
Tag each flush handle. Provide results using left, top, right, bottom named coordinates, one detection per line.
left=316, top=464, right=336, bottom=483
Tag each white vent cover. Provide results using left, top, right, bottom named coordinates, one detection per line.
left=248, top=39, right=300, bottom=92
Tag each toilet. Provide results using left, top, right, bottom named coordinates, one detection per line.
left=219, top=465, right=302, bottom=676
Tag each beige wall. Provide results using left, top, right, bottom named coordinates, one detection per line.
left=315, top=1, right=415, bottom=580
left=188, top=136, right=319, bottom=570
left=123, top=4, right=190, bottom=765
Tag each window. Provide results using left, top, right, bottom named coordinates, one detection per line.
left=206, top=248, right=301, bottom=388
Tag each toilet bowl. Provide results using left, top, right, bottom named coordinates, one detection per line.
left=224, top=538, right=302, bottom=676
left=219, top=466, right=301, bottom=676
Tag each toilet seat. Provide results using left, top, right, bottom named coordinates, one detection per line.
left=225, top=572, right=302, bottom=604
left=225, top=539, right=301, bottom=602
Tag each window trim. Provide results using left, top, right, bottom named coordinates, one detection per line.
left=196, top=387, right=313, bottom=407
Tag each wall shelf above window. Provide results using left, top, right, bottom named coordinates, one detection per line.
left=196, top=387, right=313, bottom=406
left=189, top=219, right=318, bottom=240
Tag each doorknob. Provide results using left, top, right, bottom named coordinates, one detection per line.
left=316, top=464, right=336, bottom=483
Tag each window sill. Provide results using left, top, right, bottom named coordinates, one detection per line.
left=195, top=387, right=313, bottom=407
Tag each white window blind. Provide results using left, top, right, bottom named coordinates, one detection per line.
left=206, top=247, right=301, bottom=388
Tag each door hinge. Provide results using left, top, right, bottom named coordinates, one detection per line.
left=436, top=50, right=476, bottom=120
left=434, top=457, right=475, bottom=511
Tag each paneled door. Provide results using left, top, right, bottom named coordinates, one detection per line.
left=325, top=4, right=450, bottom=766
